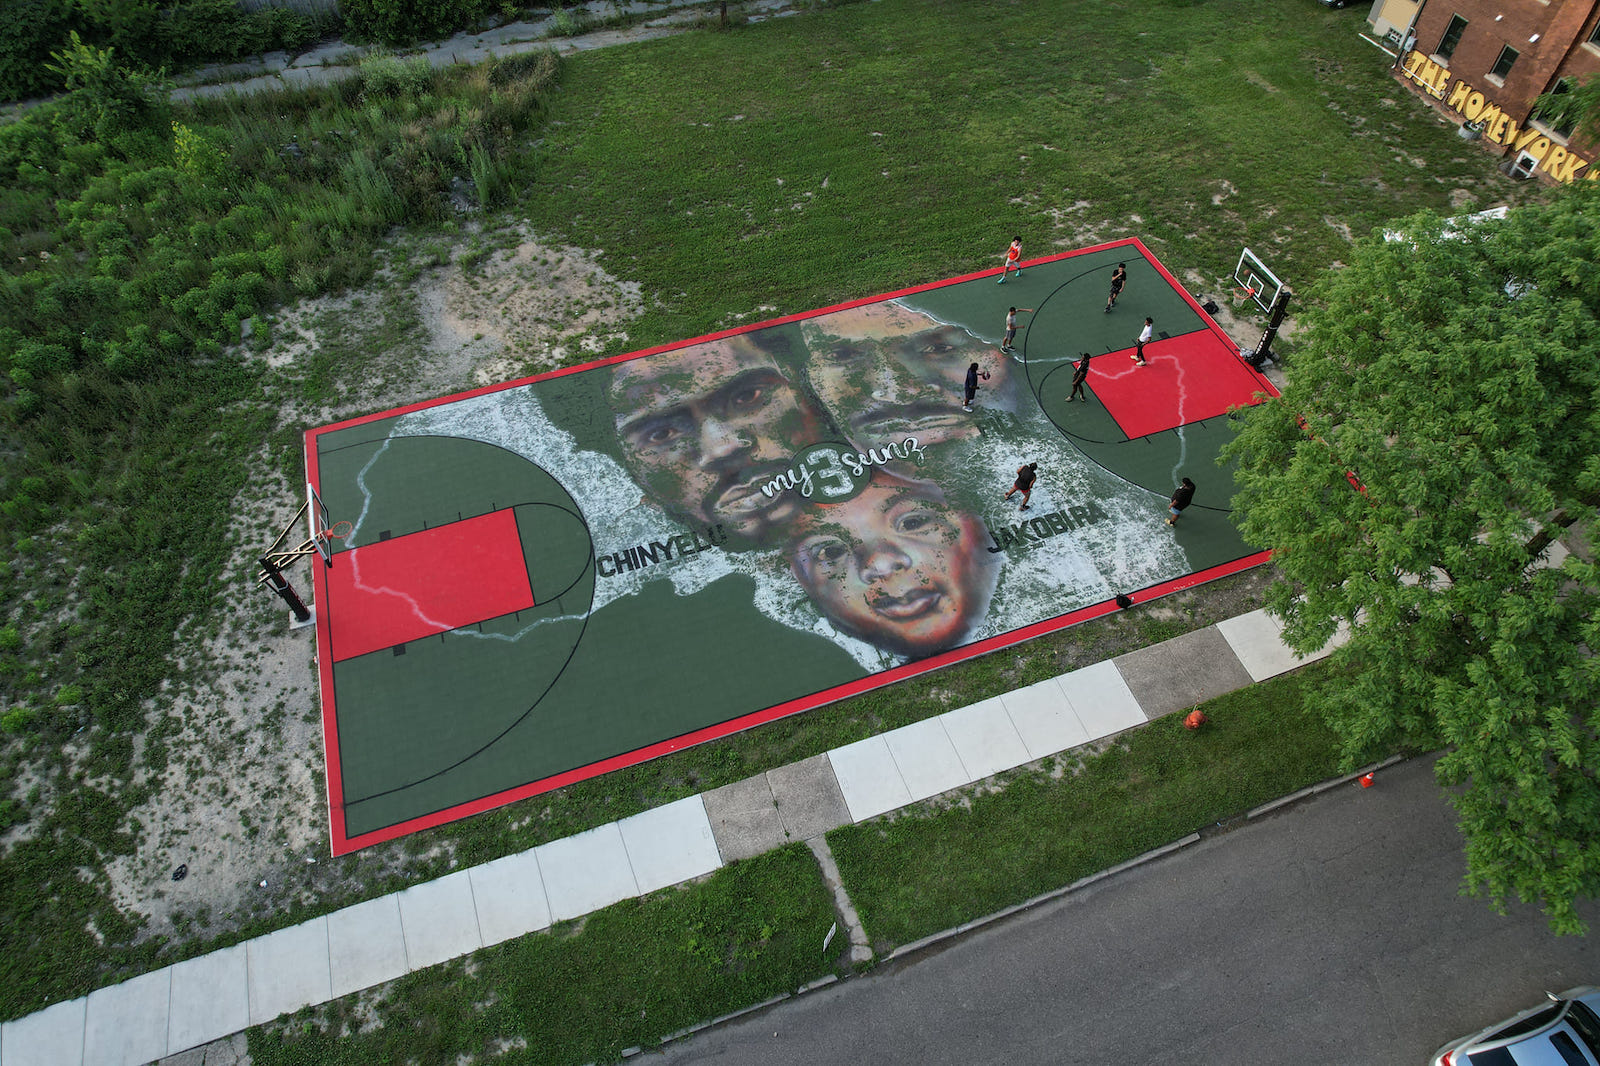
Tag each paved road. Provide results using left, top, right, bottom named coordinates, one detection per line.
left=647, top=756, right=1599, bottom=1065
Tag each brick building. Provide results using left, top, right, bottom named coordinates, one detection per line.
left=1382, top=0, right=1600, bottom=183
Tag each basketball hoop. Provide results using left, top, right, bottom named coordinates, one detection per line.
left=323, top=520, right=354, bottom=542
left=1231, top=249, right=1284, bottom=314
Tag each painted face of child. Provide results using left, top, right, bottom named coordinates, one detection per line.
left=789, top=475, right=996, bottom=658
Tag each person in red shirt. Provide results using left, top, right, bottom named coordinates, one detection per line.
left=998, top=235, right=1023, bottom=284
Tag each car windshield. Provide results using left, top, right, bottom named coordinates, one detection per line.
left=1466, top=1002, right=1600, bottom=1066
left=1568, top=1003, right=1600, bottom=1055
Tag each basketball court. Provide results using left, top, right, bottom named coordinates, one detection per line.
left=300, top=238, right=1278, bottom=853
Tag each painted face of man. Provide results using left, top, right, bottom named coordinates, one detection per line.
left=800, top=303, right=1007, bottom=449
left=788, top=474, right=997, bottom=658
left=610, top=335, right=824, bottom=542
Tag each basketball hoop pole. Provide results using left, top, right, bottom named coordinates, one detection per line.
left=1249, top=286, right=1294, bottom=368
left=255, top=489, right=338, bottom=627
left=260, top=554, right=311, bottom=623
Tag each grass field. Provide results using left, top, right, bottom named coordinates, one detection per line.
left=0, top=0, right=1527, bottom=1031
left=248, top=844, right=841, bottom=1066
left=828, top=662, right=1352, bottom=950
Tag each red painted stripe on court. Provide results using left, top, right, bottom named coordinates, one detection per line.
left=1090, top=327, right=1274, bottom=439
left=328, top=509, right=535, bottom=662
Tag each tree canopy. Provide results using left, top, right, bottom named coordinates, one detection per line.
left=1223, top=183, right=1600, bottom=933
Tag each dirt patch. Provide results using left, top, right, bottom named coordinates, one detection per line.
left=433, top=230, right=645, bottom=385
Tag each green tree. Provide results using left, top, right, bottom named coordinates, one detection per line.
left=1534, top=72, right=1600, bottom=144
left=1223, top=184, right=1600, bottom=933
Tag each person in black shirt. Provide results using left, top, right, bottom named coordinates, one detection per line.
left=1005, top=462, right=1039, bottom=511
left=963, top=361, right=989, bottom=412
left=1105, top=263, right=1126, bottom=312
left=1167, top=477, right=1195, bottom=525
left=1068, top=352, right=1092, bottom=402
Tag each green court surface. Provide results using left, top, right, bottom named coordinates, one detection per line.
left=306, top=237, right=1275, bottom=853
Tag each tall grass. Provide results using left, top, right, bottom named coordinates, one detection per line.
left=0, top=48, right=562, bottom=1021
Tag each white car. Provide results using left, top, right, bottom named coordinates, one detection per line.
left=1430, top=986, right=1600, bottom=1065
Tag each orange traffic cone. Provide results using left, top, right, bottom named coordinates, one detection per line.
left=1358, top=772, right=1375, bottom=789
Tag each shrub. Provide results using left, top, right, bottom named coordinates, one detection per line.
left=341, top=0, right=491, bottom=46
left=171, top=120, right=227, bottom=181
left=44, top=32, right=168, bottom=144
left=357, top=51, right=434, bottom=99
left=159, top=0, right=261, bottom=62
left=0, top=0, right=73, bottom=101
left=0, top=707, right=38, bottom=733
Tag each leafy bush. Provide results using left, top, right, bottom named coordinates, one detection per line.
left=341, top=0, right=491, bottom=46
left=0, top=0, right=335, bottom=104
left=0, top=0, right=73, bottom=101
left=159, top=0, right=297, bottom=63
left=357, top=51, right=434, bottom=98
left=43, top=32, right=168, bottom=143
left=0, top=707, right=38, bottom=733
left=171, top=120, right=226, bottom=180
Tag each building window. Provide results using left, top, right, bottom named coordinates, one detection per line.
left=1590, top=20, right=1600, bottom=48
left=1437, top=15, right=1468, bottom=60
left=1489, top=46, right=1519, bottom=80
left=1533, top=78, right=1578, bottom=139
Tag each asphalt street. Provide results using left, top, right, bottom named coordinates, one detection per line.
left=646, top=755, right=1600, bottom=1065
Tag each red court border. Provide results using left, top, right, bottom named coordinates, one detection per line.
left=306, top=238, right=1272, bottom=854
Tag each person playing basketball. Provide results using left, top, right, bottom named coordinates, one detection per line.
left=1004, top=462, right=1039, bottom=511
left=998, top=235, right=1023, bottom=284
left=962, top=360, right=991, bottom=412
left=1068, top=352, right=1092, bottom=402
left=1105, top=262, right=1126, bottom=312
left=1001, top=306, right=1033, bottom=354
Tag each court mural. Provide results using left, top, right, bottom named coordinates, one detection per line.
left=307, top=239, right=1275, bottom=852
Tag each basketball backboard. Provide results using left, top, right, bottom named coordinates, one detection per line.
left=307, top=482, right=333, bottom=567
left=1232, top=248, right=1285, bottom=314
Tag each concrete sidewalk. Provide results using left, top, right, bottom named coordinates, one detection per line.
left=170, top=0, right=801, bottom=103
left=0, top=606, right=1344, bottom=1066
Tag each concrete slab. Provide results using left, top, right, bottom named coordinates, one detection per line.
left=1000, top=677, right=1091, bottom=759
left=1217, top=610, right=1309, bottom=682
left=167, top=945, right=249, bottom=1055
left=468, top=850, right=552, bottom=948
left=618, top=796, right=723, bottom=895
left=940, top=697, right=1032, bottom=781
left=883, top=717, right=971, bottom=801
left=828, top=735, right=912, bottom=822
left=767, top=754, right=851, bottom=841
left=702, top=775, right=787, bottom=862
left=326, top=894, right=409, bottom=999
left=1113, top=627, right=1255, bottom=720
left=83, top=966, right=170, bottom=1066
left=1060, top=660, right=1148, bottom=739
left=159, top=1033, right=247, bottom=1066
left=246, top=917, right=332, bottom=1026
left=1538, top=539, right=1570, bottom=569
left=2, top=996, right=85, bottom=1066
left=397, top=870, right=483, bottom=972
left=537, top=822, right=640, bottom=921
